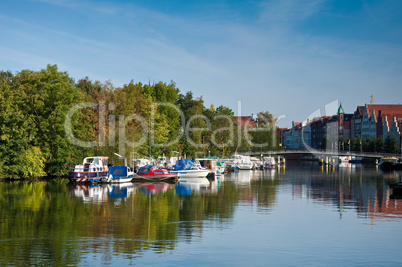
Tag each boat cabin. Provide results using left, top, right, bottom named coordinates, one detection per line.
left=72, top=156, right=109, bottom=173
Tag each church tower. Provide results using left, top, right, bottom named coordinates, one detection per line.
left=338, top=104, right=345, bottom=137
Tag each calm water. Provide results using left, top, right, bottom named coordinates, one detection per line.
left=1, top=162, right=402, bottom=266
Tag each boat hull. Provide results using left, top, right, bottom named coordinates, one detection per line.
left=170, top=170, right=210, bottom=178
left=238, top=164, right=253, bottom=170
left=264, top=164, right=275, bottom=169
left=69, top=171, right=109, bottom=178
left=69, top=177, right=103, bottom=183
left=101, top=176, right=134, bottom=184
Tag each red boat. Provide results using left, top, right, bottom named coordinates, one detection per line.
left=133, top=165, right=178, bottom=182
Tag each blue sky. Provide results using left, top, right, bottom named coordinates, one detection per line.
left=1, top=0, right=402, bottom=127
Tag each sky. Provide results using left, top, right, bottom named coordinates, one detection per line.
left=1, top=0, right=402, bottom=128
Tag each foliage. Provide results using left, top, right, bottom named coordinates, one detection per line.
left=0, top=65, right=280, bottom=178
left=384, top=135, right=400, bottom=154
left=246, top=111, right=277, bottom=153
left=13, top=65, right=85, bottom=175
left=0, top=72, right=44, bottom=178
left=340, top=135, right=399, bottom=154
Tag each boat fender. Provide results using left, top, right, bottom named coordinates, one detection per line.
left=108, top=174, right=113, bottom=183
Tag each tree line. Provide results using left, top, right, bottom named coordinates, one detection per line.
left=0, top=64, right=278, bottom=178
left=315, top=135, right=401, bottom=154
left=337, top=135, right=400, bottom=154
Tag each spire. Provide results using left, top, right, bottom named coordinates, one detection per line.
left=338, top=104, right=345, bottom=114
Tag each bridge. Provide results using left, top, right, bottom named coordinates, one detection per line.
left=242, top=150, right=402, bottom=161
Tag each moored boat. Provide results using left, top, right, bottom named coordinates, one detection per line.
left=225, top=164, right=240, bottom=172
left=133, top=158, right=152, bottom=173
left=133, top=165, right=178, bottom=182
left=170, top=159, right=210, bottom=178
left=69, top=156, right=109, bottom=183
left=195, top=157, right=225, bottom=176
left=155, top=156, right=178, bottom=170
left=227, top=154, right=253, bottom=170
left=101, top=165, right=134, bottom=183
left=263, top=156, right=276, bottom=169
left=378, top=157, right=402, bottom=171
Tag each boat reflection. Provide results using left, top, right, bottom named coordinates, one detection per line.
left=137, top=183, right=170, bottom=195
left=262, top=168, right=277, bottom=179
left=101, top=182, right=136, bottom=199
left=229, top=170, right=253, bottom=184
left=175, top=178, right=212, bottom=196
left=68, top=184, right=108, bottom=203
left=69, top=182, right=137, bottom=202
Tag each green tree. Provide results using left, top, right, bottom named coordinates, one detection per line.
left=375, top=137, right=383, bottom=152
left=384, top=134, right=399, bottom=154
left=14, top=65, right=84, bottom=176
left=176, top=91, right=206, bottom=158
left=245, top=111, right=277, bottom=153
left=0, top=72, right=46, bottom=178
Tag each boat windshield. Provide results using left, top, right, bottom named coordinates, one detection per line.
left=137, top=165, right=153, bottom=174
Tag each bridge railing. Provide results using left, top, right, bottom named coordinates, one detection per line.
left=242, top=149, right=402, bottom=159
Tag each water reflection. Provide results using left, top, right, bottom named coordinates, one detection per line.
left=286, top=164, right=402, bottom=220
left=176, top=178, right=210, bottom=196
left=1, top=164, right=402, bottom=266
left=103, top=183, right=136, bottom=199
left=137, top=183, right=170, bottom=195
left=68, top=183, right=107, bottom=203
left=175, top=177, right=223, bottom=196
left=68, top=183, right=136, bottom=202
left=228, top=170, right=253, bottom=184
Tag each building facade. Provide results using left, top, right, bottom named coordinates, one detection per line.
left=281, top=104, right=402, bottom=151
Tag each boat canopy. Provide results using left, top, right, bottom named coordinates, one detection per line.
left=110, top=166, right=130, bottom=177
left=174, top=159, right=193, bottom=171
left=205, top=156, right=223, bottom=167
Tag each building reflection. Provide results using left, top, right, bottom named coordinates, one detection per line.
left=288, top=165, right=402, bottom=221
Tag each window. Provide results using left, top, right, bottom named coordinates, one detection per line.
left=113, top=169, right=123, bottom=175
left=137, top=168, right=150, bottom=174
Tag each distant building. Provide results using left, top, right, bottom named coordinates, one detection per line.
left=280, top=103, right=402, bottom=151
left=310, top=116, right=330, bottom=149
left=383, top=116, right=402, bottom=147
left=360, top=104, right=402, bottom=146
left=361, top=105, right=378, bottom=139
left=281, top=121, right=310, bottom=149
left=235, top=115, right=256, bottom=127
left=351, top=106, right=364, bottom=138
left=337, top=105, right=353, bottom=139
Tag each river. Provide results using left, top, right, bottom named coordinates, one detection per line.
left=0, top=162, right=401, bottom=266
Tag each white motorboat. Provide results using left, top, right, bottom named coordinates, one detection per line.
left=170, top=159, right=210, bottom=178
left=170, top=167, right=210, bottom=178
left=228, top=154, right=253, bottom=170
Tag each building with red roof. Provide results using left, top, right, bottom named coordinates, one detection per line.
left=359, top=104, right=402, bottom=147
left=279, top=104, right=402, bottom=150
left=235, top=115, right=256, bottom=127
